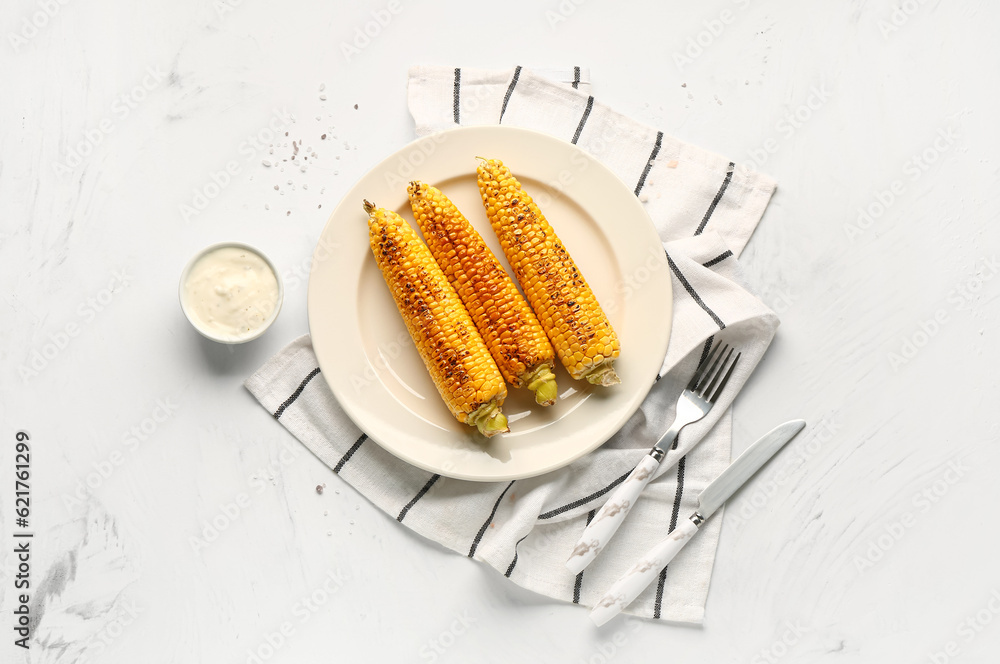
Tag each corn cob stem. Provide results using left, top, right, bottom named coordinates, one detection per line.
left=476, top=160, right=622, bottom=386
left=584, top=360, right=620, bottom=386
left=407, top=181, right=559, bottom=406
left=525, top=365, right=558, bottom=406
left=364, top=200, right=509, bottom=437
left=468, top=402, right=510, bottom=437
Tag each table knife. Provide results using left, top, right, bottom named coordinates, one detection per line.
left=590, top=419, right=806, bottom=626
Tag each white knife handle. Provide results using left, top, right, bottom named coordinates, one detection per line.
left=590, top=515, right=701, bottom=626
left=565, top=453, right=661, bottom=575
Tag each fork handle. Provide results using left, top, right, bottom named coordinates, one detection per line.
left=565, top=452, right=662, bottom=575
left=590, top=515, right=702, bottom=626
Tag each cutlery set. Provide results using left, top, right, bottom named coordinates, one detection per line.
left=564, top=340, right=806, bottom=626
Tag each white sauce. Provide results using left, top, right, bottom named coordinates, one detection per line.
left=183, top=246, right=280, bottom=341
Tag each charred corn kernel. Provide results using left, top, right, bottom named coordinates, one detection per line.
left=476, top=160, right=621, bottom=386
left=408, top=181, right=558, bottom=406
left=364, top=200, right=509, bottom=436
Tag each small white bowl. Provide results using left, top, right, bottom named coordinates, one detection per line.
left=178, top=242, right=283, bottom=344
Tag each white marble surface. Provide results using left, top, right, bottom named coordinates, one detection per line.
left=3, top=0, right=1000, bottom=662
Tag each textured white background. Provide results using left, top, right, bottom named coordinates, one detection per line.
left=2, top=0, right=999, bottom=662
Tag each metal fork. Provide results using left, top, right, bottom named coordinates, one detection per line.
left=565, top=342, right=741, bottom=574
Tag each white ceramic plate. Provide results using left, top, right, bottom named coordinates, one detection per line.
left=308, top=126, right=672, bottom=481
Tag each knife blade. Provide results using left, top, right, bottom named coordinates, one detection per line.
left=696, top=419, right=806, bottom=518
left=589, top=419, right=806, bottom=626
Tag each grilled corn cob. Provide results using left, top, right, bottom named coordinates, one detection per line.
left=364, top=200, right=509, bottom=436
left=408, top=181, right=558, bottom=406
left=476, top=159, right=621, bottom=386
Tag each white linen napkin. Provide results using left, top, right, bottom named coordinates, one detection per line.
left=245, top=66, right=779, bottom=624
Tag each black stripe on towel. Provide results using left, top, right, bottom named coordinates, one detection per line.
left=499, top=66, right=522, bottom=123
left=694, top=162, right=735, bottom=235
left=695, top=336, right=716, bottom=380
left=333, top=434, right=368, bottom=474
left=667, top=459, right=687, bottom=528
left=572, top=66, right=581, bottom=89
left=653, top=456, right=687, bottom=619
left=667, top=253, right=726, bottom=329
left=571, top=96, right=594, bottom=145
left=634, top=131, right=663, bottom=196
left=702, top=250, right=733, bottom=268
left=273, top=367, right=321, bottom=419
left=453, top=68, right=461, bottom=124
left=397, top=474, right=441, bottom=522
left=572, top=509, right=597, bottom=604
left=468, top=480, right=516, bottom=558
left=504, top=534, right=531, bottom=578
left=537, top=466, right=634, bottom=520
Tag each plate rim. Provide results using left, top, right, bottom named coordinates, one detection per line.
left=307, top=125, right=672, bottom=481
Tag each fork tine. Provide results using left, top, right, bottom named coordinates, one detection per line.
left=687, top=343, right=725, bottom=390
left=708, top=351, right=740, bottom=402
left=694, top=344, right=728, bottom=393
left=700, top=347, right=733, bottom=397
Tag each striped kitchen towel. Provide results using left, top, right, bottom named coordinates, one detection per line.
left=245, top=66, right=779, bottom=624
